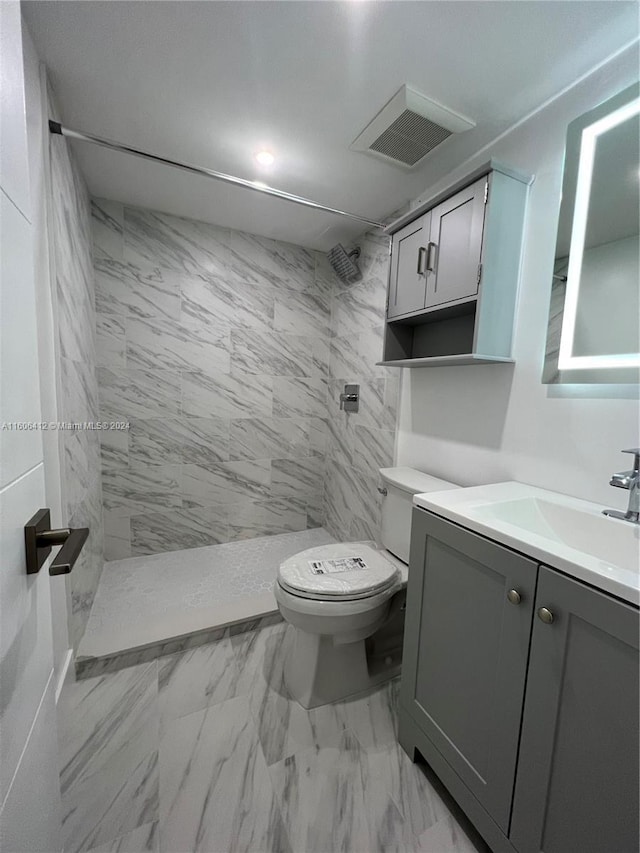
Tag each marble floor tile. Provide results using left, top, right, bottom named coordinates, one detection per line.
left=230, top=623, right=347, bottom=765
left=62, top=735, right=158, bottom=853
left=86, top=821, right=159, bottom=853
left=62, top=586, right=482, bottom=853
left=159, top=696, right=290, bottom=853
left=269, top=730, right=415, bottom=853
left=337, top=677, right=399, bottom=750
left=418, top=814, right=482, bottom=853
left=157, top=632, right=241, bottom=727
left=58, top=661, right=158, bottom=793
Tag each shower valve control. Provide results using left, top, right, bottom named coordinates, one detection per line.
left=339, top=384, right=359, bottom=413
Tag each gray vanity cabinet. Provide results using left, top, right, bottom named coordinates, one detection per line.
left=400, top=508, right=640, bottom=853
left=425, top=176, right=486, bottom=309
left=388, top=213, right=431, bottom=318
left=400, top=509, right=537, bottom=834
left=510, top=567, right=639, bottom=853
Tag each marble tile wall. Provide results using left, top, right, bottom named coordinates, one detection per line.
left=48, top=87, right=104, bottom=648
left=92, top=202, right=334, bottom=558
left=323, top=232, right=399, bottom=542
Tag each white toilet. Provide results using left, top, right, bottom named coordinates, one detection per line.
left=274, top=467, right=459, bottom=708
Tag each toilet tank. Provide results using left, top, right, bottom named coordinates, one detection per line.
left=379, top=467, right=459, bottom=564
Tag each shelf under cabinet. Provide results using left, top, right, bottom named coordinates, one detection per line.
left=378, top=353, right=515, bottom=368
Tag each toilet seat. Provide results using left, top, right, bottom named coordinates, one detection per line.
left=277, top=542, right=400, bottom=602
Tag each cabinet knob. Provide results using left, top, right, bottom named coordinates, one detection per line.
left=537, top=607, right=554, bottom=624
left=507, top=589, right=522, bottom=605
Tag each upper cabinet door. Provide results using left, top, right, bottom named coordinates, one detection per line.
left=510, top=568, right=639, bottom=853
left=426, top=177, right=487, bottom=309
left=387, top=213, right=430, bottom=318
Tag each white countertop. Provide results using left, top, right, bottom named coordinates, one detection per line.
left=413, top=481, right=640, bottom=606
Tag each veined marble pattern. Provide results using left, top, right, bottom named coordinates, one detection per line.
left=126, top=315, right=230, bottom=373
left=61, top=617, right=485, bottom=853
left=49, top=87, right=104, bottom=649
left=95, top=259, right=181, bottom=321
left=91, top=204, right=398, bottom=559
left=92, top=200, right=337, bottom=558
left=229, top=416, right=309, bottom=461
left=322, top=232, right=398, bottom=543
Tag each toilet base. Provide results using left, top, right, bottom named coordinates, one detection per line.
left=284, top=628, right=401, bottom=709
left=283, top=589, right=406, bottom=709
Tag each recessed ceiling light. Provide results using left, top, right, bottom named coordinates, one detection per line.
left=255, top=150, right=275, bottom=166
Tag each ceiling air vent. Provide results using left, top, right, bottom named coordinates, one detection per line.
left=351, top=85, right=475, bottom=169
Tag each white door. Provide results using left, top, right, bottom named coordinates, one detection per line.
left=0, top=3, right=63, bottom=850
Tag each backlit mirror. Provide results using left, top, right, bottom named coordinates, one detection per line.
left=543, top=84, right=640, bottom=383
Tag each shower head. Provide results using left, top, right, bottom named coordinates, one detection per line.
left=328, top=244, right=362, bottom=284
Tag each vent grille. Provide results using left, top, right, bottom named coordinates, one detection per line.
left=351, top=85, right=475, bottom=169
left=369, top=110, right=452, bottom=165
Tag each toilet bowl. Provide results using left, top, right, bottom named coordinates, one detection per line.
left=274, top=467, right=459, bottom=708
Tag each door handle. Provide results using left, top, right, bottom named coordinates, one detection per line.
left=426, top=242, right=437, bottom=272
left=24, top=508, right=89, bottom=575
left=416, top=246, right=427, bottom=275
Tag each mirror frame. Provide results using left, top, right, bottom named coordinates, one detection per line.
left=543, top=83, right=640, bottom=384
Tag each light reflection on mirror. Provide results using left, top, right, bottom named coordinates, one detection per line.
left=559, top=97, right=640, bottom=370
left=543, top=83, right=640, bottom=384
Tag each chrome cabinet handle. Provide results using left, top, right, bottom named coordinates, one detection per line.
left=538, top=607, right=554, bottom=624
left=417, top=246, right=427, bottom=275
left=507, top=589, right=522, bottom=605
left=25, top=508, right=89, bottom=575
left=426, top=242, right=437, bottom=272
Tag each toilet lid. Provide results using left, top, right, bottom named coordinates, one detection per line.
left=277, top=543, right=400, bottom=601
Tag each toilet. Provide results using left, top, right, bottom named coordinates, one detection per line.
left=274, top=467, right=459, bottom=708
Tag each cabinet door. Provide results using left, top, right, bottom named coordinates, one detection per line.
left=510, top=568, right=639, bottom=853
left=400, top=509, right=537, bottom=833
left=387, top=213, right=430, bottom=318
left=426, top=177, right=487, bottom=308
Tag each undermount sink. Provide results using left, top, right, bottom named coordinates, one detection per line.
left=413, top=482, right=640, bottom=605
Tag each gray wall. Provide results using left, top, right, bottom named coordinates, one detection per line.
left=92, top=201, right=335, bottom=559
left=323, top=232, right=399, bottom=542
left=48, top=88, right=104, bottom=649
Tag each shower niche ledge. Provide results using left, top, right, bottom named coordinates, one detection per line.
left=379, top=160, right=532, bottom=368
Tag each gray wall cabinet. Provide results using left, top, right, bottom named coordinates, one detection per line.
left=399, top=508, right=640, bottom=853
left=388, top=213, right=430, bottom=318
left=381, top=160, right=531, bottom=367
left=426, top=177, right=486, bottom=309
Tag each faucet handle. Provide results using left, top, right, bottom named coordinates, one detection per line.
left=622, top=449, right=640, bottom=470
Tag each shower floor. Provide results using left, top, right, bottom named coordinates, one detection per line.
left=77, top=528, right=336, bottom=670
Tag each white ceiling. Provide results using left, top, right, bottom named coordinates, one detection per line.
left=23, top=0, right=639, bottom=250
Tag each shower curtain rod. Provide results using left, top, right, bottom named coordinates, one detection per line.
left=48, top=120, right=386, bottom=230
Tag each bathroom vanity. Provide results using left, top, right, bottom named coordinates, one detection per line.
left=399, top=483, right=639, bottom=853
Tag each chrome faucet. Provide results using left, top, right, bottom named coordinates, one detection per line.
left=602, top=448, right=640, bottom=524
